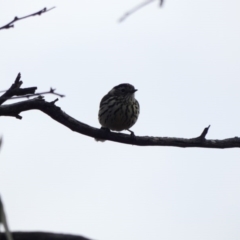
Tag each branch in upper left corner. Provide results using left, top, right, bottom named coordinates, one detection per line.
left=0, top=7, right=56, bottom=31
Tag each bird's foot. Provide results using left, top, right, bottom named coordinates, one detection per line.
left=127, top=129, right=136, bottom=139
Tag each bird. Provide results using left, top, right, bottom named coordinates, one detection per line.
left=98, top=83, right=140, bottom=136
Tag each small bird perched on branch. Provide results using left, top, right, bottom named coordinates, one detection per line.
left=98, top=83, right=140, bottom=136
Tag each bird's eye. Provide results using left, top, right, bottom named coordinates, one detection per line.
left=121, top=89, right=126, bottom=93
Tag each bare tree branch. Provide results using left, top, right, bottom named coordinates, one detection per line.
left=0, top=96, right=240, bottom=148
left=0, top=73, right=37, bottom=105
left=119, top=0, right=163, bottom=22
left=0, top=232, right=92, bottom=240
left=4, top=89, right=65, bottom=100
left=0, top=7, right=55, bottom=31
left=1, top=73, right=240, bottom=148
left=0, top=73, right=64, bottom=105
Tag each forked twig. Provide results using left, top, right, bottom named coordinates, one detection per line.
left=0, top=73, right=64, bottom=105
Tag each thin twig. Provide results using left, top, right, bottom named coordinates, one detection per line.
left=0, top=74, right=64, bottom=104
left=119, top=0, right=163, bottom=22
left=7, top=90, right=65, bottom=100
left=0, top=196, right=13, bottom=240
left=198, top=125, right=211, bottom=139
left=0, top=7, right=56, bottom=30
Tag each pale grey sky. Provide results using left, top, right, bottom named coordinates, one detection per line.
left=0, top=0, right=240, bottom=240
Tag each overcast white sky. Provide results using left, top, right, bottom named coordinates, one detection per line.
left=0, top=0, right=240, bottom=240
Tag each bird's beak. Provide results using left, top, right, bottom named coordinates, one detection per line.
left=132, top=89, right=138, bottom=93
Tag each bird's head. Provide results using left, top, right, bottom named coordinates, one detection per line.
left=109, top=83, right=137, bottom=97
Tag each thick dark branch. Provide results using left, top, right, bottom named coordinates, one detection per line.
left=0, top=74, right=64, bottom=105
left=0, top=7, right=55, bottom=30
left=0, top=97, right=240, bottom=148
left=119, top=0, right=163, bottom=22
left=0, top=232, right=92, bottom=240
left=0, top=73, right=37, bottom=105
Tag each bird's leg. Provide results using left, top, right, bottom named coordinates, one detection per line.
left=127, top=129, right=135, bottom=137
left=127, top=129, right=137, bottom=143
